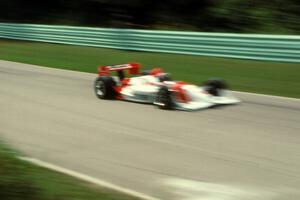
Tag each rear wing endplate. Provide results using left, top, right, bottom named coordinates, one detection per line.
left=98, top=62, right=140, bottom=76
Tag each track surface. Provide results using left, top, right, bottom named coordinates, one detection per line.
left=1, top=60, right=300, bottom=200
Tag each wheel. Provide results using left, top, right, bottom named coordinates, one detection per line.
left=202, top=78, right=228, bottom=96
left=94, top=76, right=116, bottom=99
left=155, top=86, right=174, bottom=109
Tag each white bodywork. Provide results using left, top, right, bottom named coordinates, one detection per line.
left=175, top=84, right=240, bottom=110
left=116, top=75, right=240, bottom=111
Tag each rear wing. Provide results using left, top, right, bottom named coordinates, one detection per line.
left=98, top=62, right=141, bottom=76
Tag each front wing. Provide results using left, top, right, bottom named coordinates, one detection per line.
left=120, top=85, right=240, bottom=110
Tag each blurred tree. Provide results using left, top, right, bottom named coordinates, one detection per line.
left=275, top=0, right=300, bottom=33
left=0, top=0, right=299, bottom=33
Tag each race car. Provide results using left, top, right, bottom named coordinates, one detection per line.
left=93, top=62, right=240, bottom=110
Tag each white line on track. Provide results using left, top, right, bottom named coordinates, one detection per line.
left=233, top=91, right=300, bottom=102
left=19, top=157, right=160, bottom=200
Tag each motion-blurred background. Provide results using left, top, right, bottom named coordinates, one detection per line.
left=1, top=0, right=300, bottom=34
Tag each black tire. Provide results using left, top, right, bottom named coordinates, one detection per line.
left=94, top=76, right=116, bottom=99
left=155, top=86, right=174, bottom=109
left=202, top=78, right=228, bottom=96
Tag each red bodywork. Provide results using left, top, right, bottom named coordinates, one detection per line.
left=171, top=81, right=190, bottom=103
left=98, top=62, right=141, bottom=77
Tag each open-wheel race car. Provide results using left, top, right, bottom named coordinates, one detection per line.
left=93, top=63, right=240, bottom=110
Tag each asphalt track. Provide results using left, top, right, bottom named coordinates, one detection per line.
left=1, top=60, right=300, bottom=200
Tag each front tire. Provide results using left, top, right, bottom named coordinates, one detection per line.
left=94, top=76, right=116, bottom=99
left=202, top=78, right=228, bottom=96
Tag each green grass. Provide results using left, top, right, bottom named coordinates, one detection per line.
left=0, top=142, right=139, bottom=200
left=0, top=39, right=299, bottom=98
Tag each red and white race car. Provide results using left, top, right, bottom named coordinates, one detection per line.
left=93, top=63, right=240, bottom=110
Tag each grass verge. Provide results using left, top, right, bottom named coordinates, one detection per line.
left=0, top=39, right=299, bottom=98
left=0, top=142, right=139, bottom=200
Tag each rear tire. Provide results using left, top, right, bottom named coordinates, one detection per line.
left=202, top=78, right=228, bottom=96
left=94, top=76, right=116, bottom=99
left=155, top=86, right=174, bottom=109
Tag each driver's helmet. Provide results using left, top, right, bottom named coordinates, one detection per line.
left=149, top=68, right=172, bottom=82
left=156, top=73, right=172, bottom=82
left=149, top=68, right=164, bottom=76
